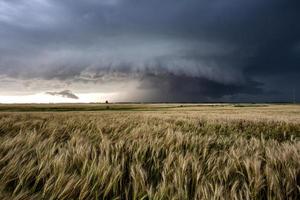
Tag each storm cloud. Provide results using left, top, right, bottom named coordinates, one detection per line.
left=46, top=90, right=79, bottom=99
left=0, top=0, right=299, bottom=102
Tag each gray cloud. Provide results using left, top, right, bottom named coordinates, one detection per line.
left=46, top=90, right=79, bottom=99
left=0, top=0, right=299, bottom=102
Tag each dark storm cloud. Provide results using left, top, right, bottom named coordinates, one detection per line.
left=46, top=90, right=79, bottom=99
left=0, top=0, right=299, bottom=101
left=139, top=73, right=264, bottom=102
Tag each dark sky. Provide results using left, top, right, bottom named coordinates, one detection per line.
left=0, top=0, right=299, bottom=102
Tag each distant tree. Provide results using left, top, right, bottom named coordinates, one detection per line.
left=105, top=100, right=109, bottom=109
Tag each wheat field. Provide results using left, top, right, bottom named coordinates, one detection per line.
left=0, top=104, right=299, bottom=199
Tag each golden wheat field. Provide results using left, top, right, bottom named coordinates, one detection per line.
left=0, top=104, right=300, bottom=200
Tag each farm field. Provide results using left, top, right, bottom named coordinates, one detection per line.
left=0, top=104, right=300, bottom=199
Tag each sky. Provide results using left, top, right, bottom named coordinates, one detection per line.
left=0, top=0, right=299, bottom=103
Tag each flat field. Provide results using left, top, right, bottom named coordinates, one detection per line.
left=0, top=104, right=299, bottom=199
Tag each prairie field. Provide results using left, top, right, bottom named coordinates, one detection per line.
left=0, top=104, right=300, bottom=200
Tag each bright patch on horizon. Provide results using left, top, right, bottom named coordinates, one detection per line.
left=0, top=93, right=119, bottom=104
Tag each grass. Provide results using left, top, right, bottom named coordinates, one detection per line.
left=0, top=104, right=300, bottom=199
left=0, top=103, right=276, bottom=112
